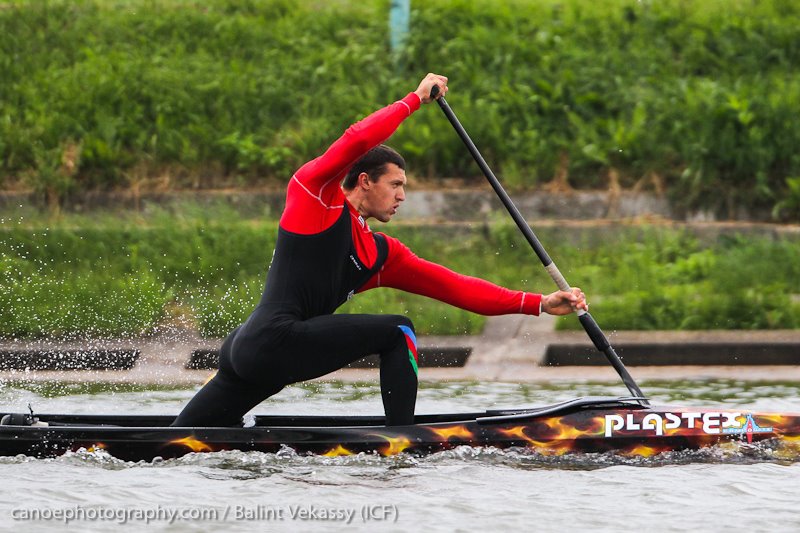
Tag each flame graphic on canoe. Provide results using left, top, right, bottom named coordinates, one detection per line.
left=323, top=444, right=354, bottom=457
left=495, top=415, right=607, bottom=455
left=624, top=444, right=665, bottom=458
left=428, top=425, right=474, bottom=441
left=370, top=434, right=413, bottom=456
left=35, top=405, right=800, bottom=462
left=495, top=426, right=561, bottom=455
left=153, top=411, right=800, bottom=460
left=168, top=436, right=214, bottom=453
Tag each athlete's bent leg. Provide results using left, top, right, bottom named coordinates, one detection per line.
left=173, top=314, right=420, bottom=427
left=242, top=314, right=419, bottom=426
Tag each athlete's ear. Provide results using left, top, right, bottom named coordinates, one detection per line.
left=359, top=172, right=371, bottom=190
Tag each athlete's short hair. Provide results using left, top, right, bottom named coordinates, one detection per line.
left=342, top=145, right=406, bottom=190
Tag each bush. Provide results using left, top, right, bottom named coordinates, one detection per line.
left=2, top=211, right=799, bottom=338
left=1, top=0, right=800, bottom=219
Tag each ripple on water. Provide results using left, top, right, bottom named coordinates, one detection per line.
left=3, top=378, right=800, bottom=415
left=2, top=378, right=800, bottom=532
left=1, top=435, right=797, bottom=475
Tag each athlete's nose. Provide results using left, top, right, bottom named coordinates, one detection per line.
left=396, top=186, right=406, bottom=202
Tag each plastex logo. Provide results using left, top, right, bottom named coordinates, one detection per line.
left=604, top=411, right=773, bottom=440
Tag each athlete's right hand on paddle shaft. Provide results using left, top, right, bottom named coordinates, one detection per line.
left=415, top=73, right=448, bottom=104
left=541, top=287, right=588, bottom=315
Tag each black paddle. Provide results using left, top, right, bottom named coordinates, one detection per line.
left=430, top=85, right=649, bottom=404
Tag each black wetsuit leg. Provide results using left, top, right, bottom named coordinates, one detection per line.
left=264, top=314, right=419, bottom=426
left=171, top=327, right=283, bottom=427
left=171, top=315, right=418, bottom=427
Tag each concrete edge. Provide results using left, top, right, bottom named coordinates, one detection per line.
left=1, top=316, right=798, bottom=385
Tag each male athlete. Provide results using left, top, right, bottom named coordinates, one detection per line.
left=173, top=74, right=587, bottom=427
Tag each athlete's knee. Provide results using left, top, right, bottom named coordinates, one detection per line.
left=388, top=315, right=415, bottom=334
left=380, top=316, right=418, bottom=372
left=389, top=316, right=415, bottom=347
left=387, top=315, right=416, bottom=342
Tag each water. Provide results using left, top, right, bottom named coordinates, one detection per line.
left=1, top=379, right=799, bottom=532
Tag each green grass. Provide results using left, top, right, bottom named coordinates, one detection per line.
left=1, top=208, right=799, bottom=338
left=552, top=230, right=800, bottom=331
left=2, top=0, right=800, bottom=219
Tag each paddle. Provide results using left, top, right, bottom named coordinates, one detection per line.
left=430, top=85, right=648, bottom=404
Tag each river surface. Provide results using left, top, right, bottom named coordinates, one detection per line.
left=0, top=378, right=798, bottom=532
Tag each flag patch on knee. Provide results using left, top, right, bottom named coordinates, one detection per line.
left=398, top=325, right=418, bottom=375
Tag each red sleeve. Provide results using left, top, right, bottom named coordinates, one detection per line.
left=359, top=235, right=542, bottom=316
left=287, top=92, right=421, bottom=209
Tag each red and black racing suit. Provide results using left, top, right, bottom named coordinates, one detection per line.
left=172, top=92, right=542, bottom=427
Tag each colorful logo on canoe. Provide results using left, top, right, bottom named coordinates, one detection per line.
left=721, top=414, right=773, bottom=443
left=604, top=411, right=773, bottom=440
left=398, top=325, right=418, bottom=376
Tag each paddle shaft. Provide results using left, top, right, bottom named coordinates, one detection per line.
left=430, top=87, right=648, bottom=404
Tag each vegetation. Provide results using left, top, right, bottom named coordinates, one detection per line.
left=549, top=230, right=800, bottom=331
left=2, top=0, right=800, bottom=219
left=1, top=208, right=798, bottom=338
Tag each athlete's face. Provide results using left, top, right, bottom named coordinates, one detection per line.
left=363, top=164, right=407, bottom=223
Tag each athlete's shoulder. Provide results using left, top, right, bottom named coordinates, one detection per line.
left=375, top=232, right=417, bottom=263
left=280, top=177, right=346, bottom=234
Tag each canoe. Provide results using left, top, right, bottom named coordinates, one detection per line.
left=2, top=397, right=799, bottom=461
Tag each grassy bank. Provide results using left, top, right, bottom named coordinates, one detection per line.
left=2, top=206, right=799, bottom=339
left=2, top=0, right=800, bottom=220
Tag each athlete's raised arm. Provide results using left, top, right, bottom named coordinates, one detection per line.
left=291, top=74, right=448, bottom=203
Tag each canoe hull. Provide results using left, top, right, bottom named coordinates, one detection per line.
left=2, top=400, right=798, bottom=461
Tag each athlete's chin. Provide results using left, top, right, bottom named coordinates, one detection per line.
left=377, top=211, right=396, bottom=223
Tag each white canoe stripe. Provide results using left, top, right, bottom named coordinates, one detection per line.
left=519, top=292, right=526, bottom=313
